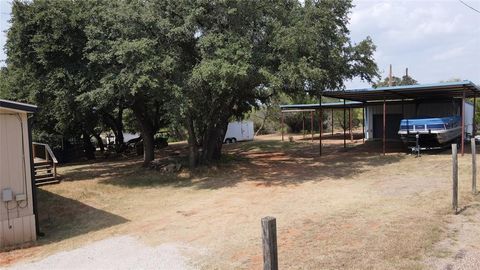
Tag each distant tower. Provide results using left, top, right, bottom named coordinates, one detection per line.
left=388, top=64, right=393, bottom=87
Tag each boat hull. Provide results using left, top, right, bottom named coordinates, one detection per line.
left=398, top=116, right=461, bottom=146
left=399, top=127, right=461, bottom=145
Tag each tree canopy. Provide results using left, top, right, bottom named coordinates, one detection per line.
left=373, top=72, right=418, bottom=88
left=2, top=0, right=379, bottom=167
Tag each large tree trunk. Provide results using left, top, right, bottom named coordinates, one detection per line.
left=82, top=131, right=96, bottom=160
left=211, top=129, right=224, bottom=160
left=255, top=114, right=267, bottom=137
left=132, top=95, right=155, bottom=166
left=101, top=104, right=125, bottom=153
left=114, top=106, right=125, bottom=153
left=199, top=119, right=228, bottom=164
left=142, top=128, right=155, bottom=165
left=115, top=129, right=124, bottom=152
left=186, top=114, right=198, bottom=169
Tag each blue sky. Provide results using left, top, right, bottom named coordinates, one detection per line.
left=1, top=0, right=479, bottom=88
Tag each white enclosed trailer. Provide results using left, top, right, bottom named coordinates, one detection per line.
left=224, top=121, right=254, bottom=143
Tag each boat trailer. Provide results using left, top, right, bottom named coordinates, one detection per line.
left=409, top=133, right=455, bottom=157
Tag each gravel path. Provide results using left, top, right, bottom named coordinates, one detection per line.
left=425, top=203, right=480, bottom=270
left=3, top=236, right=200, bottom=270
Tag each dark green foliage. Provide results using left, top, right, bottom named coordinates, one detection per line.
left=2, top=0, right=379, bottom=167
left=181, top=0, right=378, bottom=167
left=4, top=0, right=99, bottom=159
left=373, top=74, right=418, bottom=87
left=83, top=0, right=180, bottom=165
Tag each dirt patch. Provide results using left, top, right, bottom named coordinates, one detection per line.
left=425, top=203, right=480, bottom=270
left=2, top=135, right=480, bottom=269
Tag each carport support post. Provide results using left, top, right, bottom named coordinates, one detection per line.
left=472, top=138, right=477, bottom=195
left=452, top=144, right=458, bottom=214
left=349, top=108, right=353, bottom=142
left=462, top=90, right=465, bottom=156
left=310, top=111, right=314, bottom=142
left=474, top=94, right=477, bottom=137
left=362, top=106, right=365, bottom=143
left=302, top=112, right=305, bottom=139
left=343, top=99, right=346, bottom=148
left=383, top=97, right=386, bottom=155
left=331, top=108, right=334, bottom=136
left=262, top=216, right=278, bottom=270
left=319, top=94, right=323, bottom=156
left=281, top=111, right=284, bottom=142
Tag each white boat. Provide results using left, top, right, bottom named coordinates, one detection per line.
left=398, top=116, right=461, bottom=145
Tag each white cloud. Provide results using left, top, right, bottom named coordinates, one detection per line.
left=347, top=0, right=480, bottom=88
left=433, top=46, right=465, bottom=61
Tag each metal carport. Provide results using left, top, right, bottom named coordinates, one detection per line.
left=280, top=81, right=480, bottom=156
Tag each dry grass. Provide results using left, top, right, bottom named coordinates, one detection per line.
left=1, top=134, right=480, bottom=269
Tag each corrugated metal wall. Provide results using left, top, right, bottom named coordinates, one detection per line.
left=364, top=100, right=473, bottom=140
left=0, top=110, right=36, bottom=248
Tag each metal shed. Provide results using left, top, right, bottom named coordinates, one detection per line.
left=280, top=81, right=480, bottom=156
left=0, top=99, right=38, bottom=248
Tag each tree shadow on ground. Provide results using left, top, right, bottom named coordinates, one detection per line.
left=99, top=139, right=406, bottom=190
left=296, top=131, right=365, bottom=141
left=36, top=189, right=129, bottom=245
left=58, top=145, right=190, bottom=183
left=58, top=159, right=143, bottom=183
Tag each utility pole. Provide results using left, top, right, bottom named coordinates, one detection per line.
left=388, top=64, right=393, bottom=87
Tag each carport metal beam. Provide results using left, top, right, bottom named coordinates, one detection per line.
left=302, top=112, right=305, bottom=139
left=383, top=97, right=386, bottom=155
left=349, top=108, right=353, bottom=142
left=331, top=108, right=334, bottom=136
left=320, top=81, right=480, bottom=103
left=362, top=105, right=365, bottom=143
left=384, top=89, right=412, bottom=100
left=343, top=99, right=346, bottom=148
left=311, top=111, right=314, bottom=142
left=474, top=94, right=477, bottom=137
left=319, top=93, right=323, bottom=156
left=462, top=90, right=465, bottom=156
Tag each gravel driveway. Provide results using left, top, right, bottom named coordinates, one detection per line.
left=4, top=236, right=200, bottom=270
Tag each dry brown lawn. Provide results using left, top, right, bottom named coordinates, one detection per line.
left=1, top=133, right=480, bottom=269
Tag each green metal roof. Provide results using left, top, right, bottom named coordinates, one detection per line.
left=321, top=80, right=479, bottom=102
left=280, top=101, right=363, bottom=111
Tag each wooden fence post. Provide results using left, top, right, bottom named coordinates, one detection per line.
left=472, top=138, right=477, bottom=195
left=452, top=144, right=458, bottom=214
left=262, top=216, right=278, bottom=270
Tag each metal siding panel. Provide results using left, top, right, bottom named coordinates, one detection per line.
left=20, top=113, right=34, bottom=217
left=0, top=114, right=7, bottom=223
left=22, top=215, right=31, bottom=242
left=0, top=113, right=36, bottom=248
left=0, top=219, right=3, bottom=248
left=5, top=115, right=23, bottom=219
left=13, top=217, right=23, bottom=245
left=2, top=219, right=14, bottom=247
left=31, top=215, right=36, bottom=241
